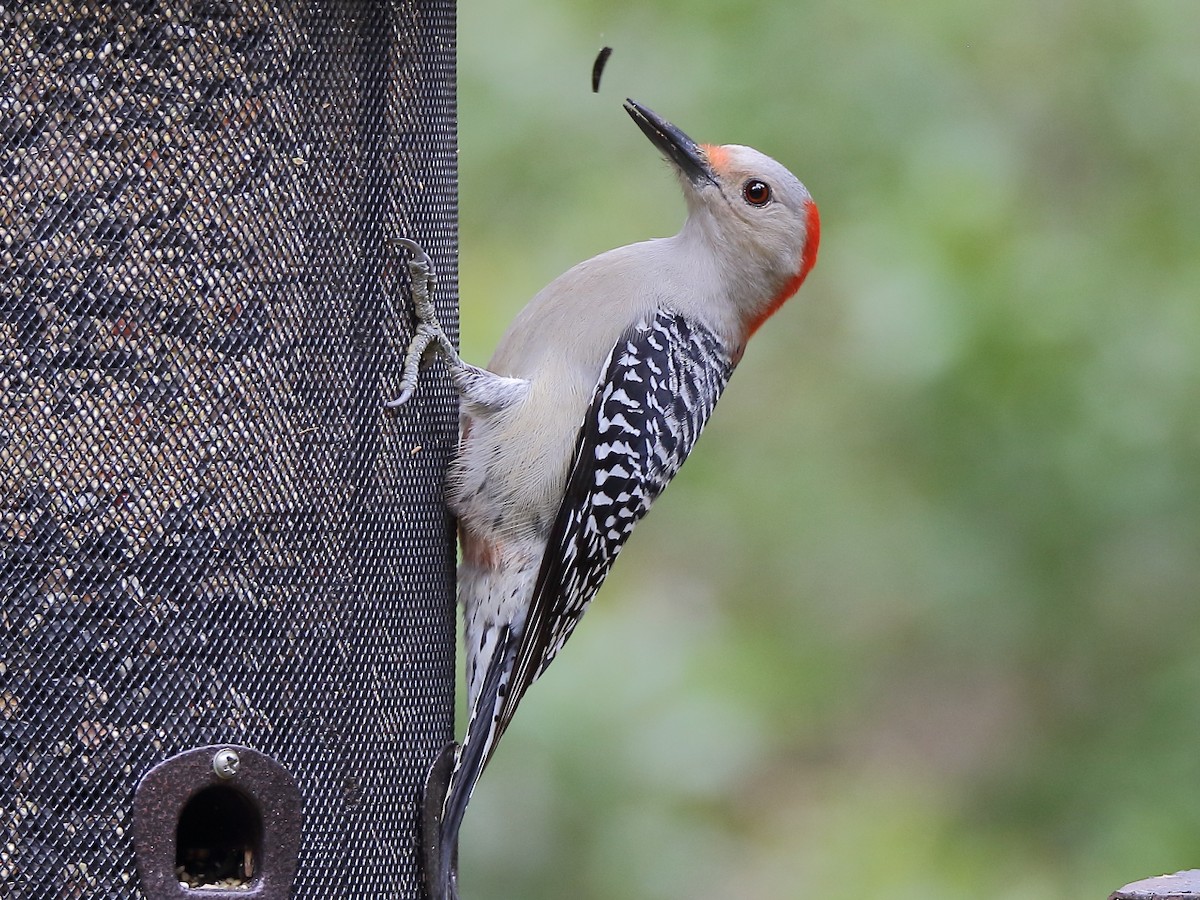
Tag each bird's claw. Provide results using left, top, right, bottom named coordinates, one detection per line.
left=393, top=237, right=438, bottom=319
left=385, top=238, right=451, bottom=408
left=386, top=321, right=453, bottom=408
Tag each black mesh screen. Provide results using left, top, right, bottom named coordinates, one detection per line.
left=1, top=2, right=458, bottom=897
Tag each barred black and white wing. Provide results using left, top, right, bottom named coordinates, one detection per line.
left=495, top=309, right=736, bottom=741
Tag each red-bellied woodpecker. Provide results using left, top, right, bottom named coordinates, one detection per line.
left=390, top=99, right=819, bottom=900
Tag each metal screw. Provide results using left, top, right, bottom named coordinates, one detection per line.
left=213, top=748, right=240, bottom=779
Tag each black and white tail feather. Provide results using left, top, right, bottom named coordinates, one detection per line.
left=428, top=309, right=734, bottom=900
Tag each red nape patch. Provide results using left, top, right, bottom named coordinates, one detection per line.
left=747, top=198, right=821, bottom=337
left=799, top=198, right=821, bottom=284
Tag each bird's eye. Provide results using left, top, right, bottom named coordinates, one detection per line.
left=742, top=179, right=772, bottom=207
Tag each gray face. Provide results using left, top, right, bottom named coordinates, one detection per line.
left=626, top=99, right=820, bottom=335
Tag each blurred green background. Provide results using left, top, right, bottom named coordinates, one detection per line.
left=452, top=0, right=1200, bottom=897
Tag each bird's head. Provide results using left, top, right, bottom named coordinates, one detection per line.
left=625, top=99, right=819, bottom=337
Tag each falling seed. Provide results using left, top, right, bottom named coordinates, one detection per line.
left=592, top=46, right=612, bottom=93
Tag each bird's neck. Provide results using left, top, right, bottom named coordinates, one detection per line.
left=676, top=212, right=792, bottom=342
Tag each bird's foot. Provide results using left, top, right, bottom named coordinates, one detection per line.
left=385, top=238, right=455, bottom=408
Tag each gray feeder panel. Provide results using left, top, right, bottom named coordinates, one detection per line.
left=1, top=1, right=458, bottom=897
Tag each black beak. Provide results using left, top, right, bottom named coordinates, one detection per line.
left=624, top=99, right=718, bottom=187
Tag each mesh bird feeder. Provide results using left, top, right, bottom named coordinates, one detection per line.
left=1, top=1, right=458, bottom=896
